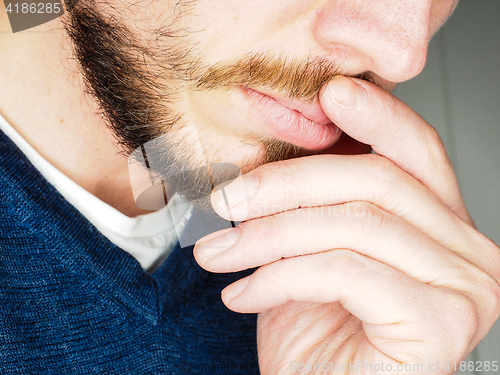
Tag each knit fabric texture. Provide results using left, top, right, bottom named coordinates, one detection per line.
left=0, top=129, right=259, bottom=374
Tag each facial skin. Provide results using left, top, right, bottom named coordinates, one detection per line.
left=62, top=0, right=457, bottom=201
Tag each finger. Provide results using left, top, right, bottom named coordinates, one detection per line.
left=195, top=201, right=497, bottom=295
left=319, top=75, right=471, bottom=224
left=211, top=154, right=468, bottom=253
left=221, top=250, right=476, bottom=362
left=223, top=250, right=426, bottom=319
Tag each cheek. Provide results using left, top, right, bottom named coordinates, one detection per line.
left=429, top=0, right=459, bottom=36
left=85, top=0, right=183, bottom=40
left=181, top=0, right=316, bottom=65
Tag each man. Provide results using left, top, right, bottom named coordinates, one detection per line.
left=0, top=0, right=499, bottom=374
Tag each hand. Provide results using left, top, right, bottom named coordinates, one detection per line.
left=193, top=76, right=500, bottom=374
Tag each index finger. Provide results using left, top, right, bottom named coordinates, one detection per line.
left=319, top=76, right=471, bottom=224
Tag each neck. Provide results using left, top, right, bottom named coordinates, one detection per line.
left=0, top=9, right=152, bottom=217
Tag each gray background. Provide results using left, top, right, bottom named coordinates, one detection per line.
left=395, top=1, right=500, bottom=373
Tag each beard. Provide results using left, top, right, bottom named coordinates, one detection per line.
left=62, top=1, right=372, bottom=208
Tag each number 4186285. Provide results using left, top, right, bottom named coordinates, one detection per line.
left=6, top=3, right=62, bottom=14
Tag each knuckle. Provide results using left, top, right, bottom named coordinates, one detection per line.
left=442, top=290, right=479, bottom=348
left=264, top=161, right=296, bottom=190
left=425, top=124, right=447, bottom=157
left=449, top=259, right=500, bottom=334
left=366, top=154, right=400, bottom=193
left=467, top=228, right=500, bottom=282
left=239, top=215, right=288, bottom=262
left=251, top=215, right=288, bottom=259
left=441, top=269, right=500, bottom=353
left=256, top=161, right=299, bottom=208
left=479, top=274, right=500, bottom=324
left=378, top=92, right=401, bottom=126
left=252, top=258, right=283, bottom=287
left=346, top=201, right=386, bottom=236
left=324, top=249, right=366, bottom=279
left=420, top=124, right=451, bottom=171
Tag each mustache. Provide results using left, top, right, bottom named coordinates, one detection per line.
left=188, top=53, right=375, bottom=103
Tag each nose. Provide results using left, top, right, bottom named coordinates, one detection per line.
left=312, top=0, right=435, bottom=83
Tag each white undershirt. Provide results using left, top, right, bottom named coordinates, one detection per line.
left=0, top=114, right=192, bottom=273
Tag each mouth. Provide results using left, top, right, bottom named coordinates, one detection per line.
left=241, top=87, right=342, bottom=151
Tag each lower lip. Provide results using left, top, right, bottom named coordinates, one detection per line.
left=242, top=88, right=341, bottom=151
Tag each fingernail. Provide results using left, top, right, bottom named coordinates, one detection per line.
left=212, top=174, right=258, bottom=213
left=196, top=227, right=241, bottom=264
left=222, top=277, right=250, bottom=304
left=328, top=76, right=368, bottom=109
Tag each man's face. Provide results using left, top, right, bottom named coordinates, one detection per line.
left=63, top=0, right=458, bottom=200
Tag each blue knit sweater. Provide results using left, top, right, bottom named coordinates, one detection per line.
left=0, top=129, right=259, bottom=374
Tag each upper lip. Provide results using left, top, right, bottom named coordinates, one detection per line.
left=249, top=88, right=332, bottom=125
